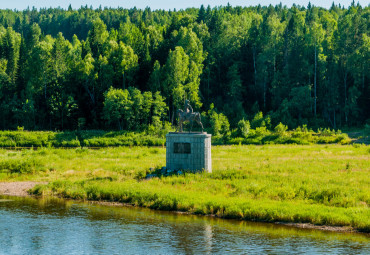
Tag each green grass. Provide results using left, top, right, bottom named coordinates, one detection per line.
left=0, top=144, right=369, bottom=232
left=0, top=128, right=352, bottom=148
left=0, top=130, right=166, bottom=148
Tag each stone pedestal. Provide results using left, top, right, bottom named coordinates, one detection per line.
left=166, top=132, right=212, bottom=173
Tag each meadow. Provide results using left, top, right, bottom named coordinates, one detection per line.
left=0, top=144, right=369, bottom=232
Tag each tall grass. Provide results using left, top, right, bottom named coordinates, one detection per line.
left=0, top=130, right=166, bottom=148
left=1, top=145, right=369, bottom=231
left=0, top=128, right=352, bottom=148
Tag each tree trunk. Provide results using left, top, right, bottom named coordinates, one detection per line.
left=123, top=73, right=125, bottom=90
left=362, top=63, right=365, bottom=89
left=273, top=45, right=276, bottom=74
left=43, top=71, right=47, bottom=100
left=253, top=46, right=257, bottom=91
left=171, top=104, right=175, bottom=125
left=314, top=43, right=317, bottom=117
left=309, top=75, right=313, bottom=113
left=333, top=109, right=336, bottom=129
left=168, top=98, right=171, bottom=122
left=344, top=71, right=347, bottom=124
left=263, top=76, right=266, bottom=110
left=207, top=68, right=210, bottom=102
left=84, top=79, right=95, bottom=105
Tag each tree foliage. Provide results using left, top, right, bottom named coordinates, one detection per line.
left=0, top=4, right=367, bottom=131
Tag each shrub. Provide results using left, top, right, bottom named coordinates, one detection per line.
left=0, top=137, right=16, bottom=147
left=229, top=137, right=245, bottom=145
left=251, top=112, right=272, bottom=130
left=254, top=127, right=270, bottom=137
left=319, top=128, right=336, bottom=136
left=251, top=112, right=264, bottom=129
left=274, top=122, right=288, bottom=135
left=0, top=157, right=45, bottom=174
left=237, top=119, right=250, bottom=138
left=212, top=112, right=230, bottom=137
left=206, top=104, right=230, bottom=137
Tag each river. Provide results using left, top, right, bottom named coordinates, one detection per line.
left=0, top=196, right=369, bottom=254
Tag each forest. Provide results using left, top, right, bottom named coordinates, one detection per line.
left=0, top=3, right=368, bottom=133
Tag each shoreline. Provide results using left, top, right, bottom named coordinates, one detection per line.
left=0, top=181, right=365, bottom=234
left=0, top=181, right=48, bottom=197
left=89, top=200, right=361, bottom=234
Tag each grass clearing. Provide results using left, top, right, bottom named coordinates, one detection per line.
left=0, top=144, right=369, bottom=232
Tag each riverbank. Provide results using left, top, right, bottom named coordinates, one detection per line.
left=2, top=195, right=368, bottom=254
left=88, top=200, right=360, bottom=233
left=0, top=145, right=369, bottom=233
left=0, top=181, right=362, bottom=234
left=0, top=181, right=47, bottom=197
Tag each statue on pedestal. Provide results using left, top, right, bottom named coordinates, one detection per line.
left=176, top=100, right=203, bottom=133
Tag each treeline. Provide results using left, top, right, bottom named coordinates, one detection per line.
left=0, top=3, right=368, bottom=132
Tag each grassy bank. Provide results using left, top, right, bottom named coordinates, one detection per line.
left=0, top=130, right=166, bottom=148
left=0, top=145, right=369, bottom=232
left=0, top=128, right=353, bottom=148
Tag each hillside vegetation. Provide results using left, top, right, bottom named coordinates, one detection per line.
left=0, top=3, right=368, bottom=133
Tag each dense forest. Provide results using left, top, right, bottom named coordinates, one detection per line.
left=0, top=3, right=368, bottom=132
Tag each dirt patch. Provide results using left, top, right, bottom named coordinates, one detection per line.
left=0, top=182, right=47, bottom=197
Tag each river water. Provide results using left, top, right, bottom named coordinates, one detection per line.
left=0, top=196, right=369, bottom=255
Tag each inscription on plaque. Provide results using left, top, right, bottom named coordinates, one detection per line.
left=174, top=143, right=191, bottom=154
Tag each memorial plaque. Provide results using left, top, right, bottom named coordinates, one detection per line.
left=174, top=142, right=191, bottom=154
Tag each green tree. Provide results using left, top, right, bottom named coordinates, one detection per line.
left=152, top=91, right=168, bottom=126
left=103, top=87, right=132, bottom=130
left=88, top=18, right=109, bottom=58
left=237, top=118, right=250, bottom=138
left=128, top=87, right=144, bottom=128
left=307, top=21, right=325, bottom=117
left=118, top=22, right=144, bottom=57
left=2, top=27, right=20, bottom=83
left=142, top=91, right=153, bottom=125
left=163, top=46, right=189, bottom=120
left=108, top=41, right=138, bottom=88
left=147, top=60, right=162, bottom=92
left=174, top=27, right=205, bottom=109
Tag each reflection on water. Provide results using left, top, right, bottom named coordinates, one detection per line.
left=0, top=195, right=369, bottom=254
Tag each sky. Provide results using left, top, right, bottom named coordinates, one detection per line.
left=0, top=0, right=367, bottom=10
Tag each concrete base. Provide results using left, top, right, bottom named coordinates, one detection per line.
left=166, top=132, right=212, bottom=173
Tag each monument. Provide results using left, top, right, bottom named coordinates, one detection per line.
left=166, top=100, right=212, bottom=173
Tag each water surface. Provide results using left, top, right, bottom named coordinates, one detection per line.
left=0, top=196, right=369, bottom=254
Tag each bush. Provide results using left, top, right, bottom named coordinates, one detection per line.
left=254, top=127, right=270, bottom=137
left=274, top=122, right=288, bottom=135
left=319, top=128, right=336, bottom=136
left=0, top=157, right=45, bottom=174
left=206, top=104, right=230, bottom=137
left=251, top=112, right=264, bottom=129
left=237, top=119, right=250, bottom=138
left=229, top=137, right=245, bottom=145
left=0, top=136, right=16, bottom=147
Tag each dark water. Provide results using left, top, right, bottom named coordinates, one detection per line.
left=0, top=196, right=369, bottom=255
